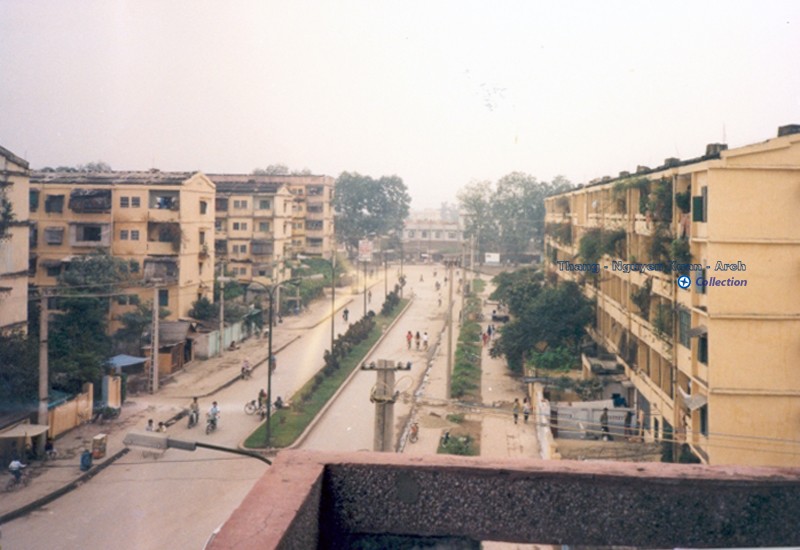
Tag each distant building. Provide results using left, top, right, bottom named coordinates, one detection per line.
left=0, top=146, right=30, bottom=334
left=401, top=216, right=464, bottom=262
left=209, top=176, right=294, bottom=283
left=543, top=124, right=800, bottom=467
left=208, top=173, right=335, bottom=262
left=29, top=170, right=216, bottom=330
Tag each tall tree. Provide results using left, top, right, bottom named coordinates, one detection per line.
left=493, top=280, right=593, bottom=372
left=333, top=172, right=411, bottom=257
left=253, top=164, right=289, bottom=175
left=49, top=252, right=134, bottom=394
left=457, top=180, right=499, bottom=263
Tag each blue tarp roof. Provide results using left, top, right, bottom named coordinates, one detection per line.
left=107, top=354, right=148, bottom=369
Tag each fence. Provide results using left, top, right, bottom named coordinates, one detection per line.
left=48, top=383, right=94, bottom=438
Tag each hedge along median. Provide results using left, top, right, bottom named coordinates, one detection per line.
left=245, top=289, right=409, bottom=449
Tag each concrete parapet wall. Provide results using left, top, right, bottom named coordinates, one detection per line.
left=209, top=450, right=800, bottom=549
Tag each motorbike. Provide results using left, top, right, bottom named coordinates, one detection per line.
left=206, top=413, right=218, bottom=435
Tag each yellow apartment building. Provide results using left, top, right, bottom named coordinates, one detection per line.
left=0, top=146, right=30, bottom=333
left=29, top=170, right=216, bottom=329
left=207, top=176, right=294, bottom=284
left=543, top=124, right=800, bottom=467
left=208, top=174, right=335, bottom=260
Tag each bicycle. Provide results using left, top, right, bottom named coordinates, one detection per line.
left=5, top=470, right=31, bottom=492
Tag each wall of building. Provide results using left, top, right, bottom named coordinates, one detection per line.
left=0, top=147, right=30, bottom=333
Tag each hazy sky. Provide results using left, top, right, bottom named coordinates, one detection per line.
left=1, top=1, right=799, bottom=208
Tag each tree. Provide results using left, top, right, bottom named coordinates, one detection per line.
left=114, top=301, right=170, bottom=355
left=457, top=180, right=499, bottom=263
left=253, top=164, right=289, bottom=175
left=490, top=268, right=544, bottom=316
left=493, top=280, right=593, bottom=372
left=458, top=174, right=574, bottom=264
left=49, top=251, right=134, bottom=394
left=333, top=172, right=411, bottom=257
left=0, top=331, right=38, bottom=409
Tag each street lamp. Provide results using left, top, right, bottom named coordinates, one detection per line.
left=124, top=431, right=271, bottom=464
left=297, top=253, right=336, bottom=358
left=248, top=277, right=300, bottom=448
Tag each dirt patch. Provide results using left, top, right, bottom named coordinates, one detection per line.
left=556, top=438, right=662, bottom=462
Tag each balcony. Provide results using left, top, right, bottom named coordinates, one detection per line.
left=143, top=257, right=178, bottom=283
left=148, top=191, right=180, bottom=221
left=68, top=189, right=112, bottom=213
left=251, top=239, right=274, bottom=258
left=147, top=222, right=182, bottom=254
left=69, top=223, right=111, bottom=247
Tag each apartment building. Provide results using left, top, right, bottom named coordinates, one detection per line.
left=208, top=175, right=294, bottom=283
left=543, top=124, right=800, bottom=467
left=29, top=170, right=216, bottom=328
left=0, top=146, right=30, bottom=333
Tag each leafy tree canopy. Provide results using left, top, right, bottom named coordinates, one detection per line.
left=492, top=279, right=593, bottom=372
left=0, top=331, right=38, bottom=408
left=458, top=174, right=574, bottom=264
left=333, top=172, right=411, bottom=257
left=489, top=268, right=544, bottom=316
left=49, top=251, right=134, bottom=394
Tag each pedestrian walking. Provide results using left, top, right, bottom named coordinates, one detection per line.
left=367, top=290, right=372, bottom=303
left=415, top=331, right=421, bottom=350
left=600, top=407, right=610, bottom=440
left=487, top=325, right=493, bottom=339
left=146, top=419, right=154, bottom=432
left=423, top=331, right=429, bottom=350
left=482, top=332, right=489, bottom=346
left=406, top=330, right=413, bottom=349
left=343, top=308, right=349, bottom=322
left=512, top=398, right=520, bottom=424
left=523, top=398, right=531, bottom=423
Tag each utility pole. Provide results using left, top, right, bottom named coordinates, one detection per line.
left=219, top=279, right=225, bottom=356
left=445, top=259, right=455, bottom=401
left=363, top=260, right=368, bottom=317
left=38, top=293, right=49, bottom=428
left=151, top=286, right=160, bottom=393
left=368, top=359, right=399, bottom=452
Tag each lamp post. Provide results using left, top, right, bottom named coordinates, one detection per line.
left=297, top=253, right=336, bottom=355
left=248, top=277, right=299, bottom=448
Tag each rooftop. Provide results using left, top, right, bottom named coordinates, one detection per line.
left=30, top=169, right=199, bottom=186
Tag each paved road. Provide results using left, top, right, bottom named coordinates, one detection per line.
left=302, top=264, right=459, bottom=452
left=0, top=274, right=392, bottom=550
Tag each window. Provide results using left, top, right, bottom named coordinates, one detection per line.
left=238, top=267, right=248, bottom=276
left=69, top=189, right=111, bottom=212
left=131, top=197, right=141, bottom=208
left=231, top=222, right=248, bottom=231
left=692, top=187, right=708, bottom=222
left=233, top=222, right=240, bottom=231
left=45, top=195, right=65, bottom=213
left=259, top=199, right=271, bottom=210
left=434, top=231, right=441, bottom=239
left=233, top=200, right=248, bottom=209
left=215, top=220, right=223, bottom=232
left=699, top=405, right=708, bottom=436
left=120, top=230, right=129, bottom=240
left=200, top=201, right=208, bottom=215
left=408, top=230, right=415, bottom=238
left=131, top=230, right=140, bottom=241
left=76, top=224, right=104, bottom=242
left=46, top=265, right=61, bottom=277
left=30, top=190, right=39, bottom=212
left=199, top=231, right=206, bottom=245
left=258, top=221, right=270, bottom=232
left=215, top=198, right=228, bottom=211
left=120, top=197, right=130, bottom=208
left=697, top=335, right=708, bottom=365
left=129, top=260, right=139, bottom=273
left=44, top=226, right=65, bottom=245
left=117, top=294, right=140, bottom=306
left=421, top=231, right=428, bottom=239
left=30, top=224, right=38, bottom=247
left=678, top=310, right=691, bottom=349
left=448, top=232, right=456, bottom=239
left=158, top=289, right=169, bottom=307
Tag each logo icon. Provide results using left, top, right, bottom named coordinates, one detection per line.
left=677, top=275, right=691, bottom=289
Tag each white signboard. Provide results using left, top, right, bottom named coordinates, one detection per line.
left=485, top=252, right=500, bottom=265
left=358, top=239, right=374, bottom=262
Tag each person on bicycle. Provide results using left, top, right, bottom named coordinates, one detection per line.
left=9, top=458, right=26, bottom=482
left=241, top=359, right=252, bottom=379
left=258, top=388, right=267, bottom=408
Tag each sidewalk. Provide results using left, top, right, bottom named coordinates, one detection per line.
left=403, top=277, right=540, bottom=461
left=0, top=277, right=379, bottom=524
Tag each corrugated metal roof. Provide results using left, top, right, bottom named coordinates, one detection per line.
left=31, top=170, right=197, bottom=186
